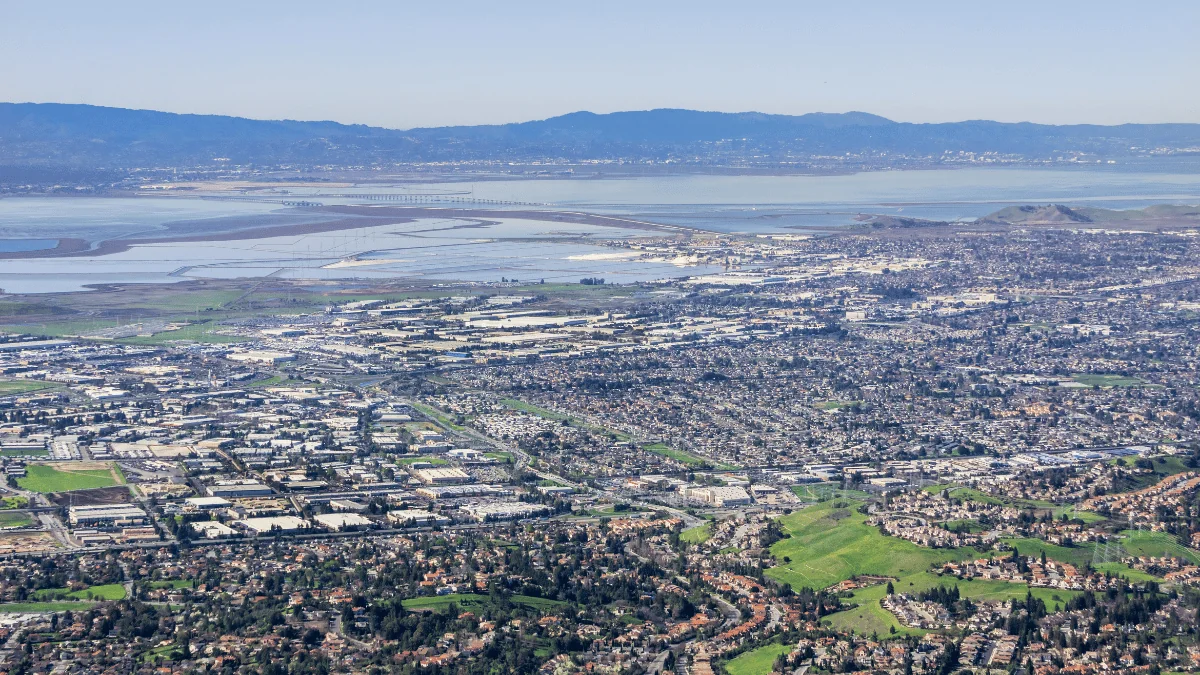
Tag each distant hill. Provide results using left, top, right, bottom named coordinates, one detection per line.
left=3, top=102, right=1200, bottom=168
left=980, top=204, right=1094, bottom=225
left=980, top=203, right=1200, bottom=226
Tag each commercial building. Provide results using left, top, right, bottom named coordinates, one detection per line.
left=185, top=496, right=232, bottom=511
left=462, top=501, right=551, bottom=522
left=416, top=484, right=512, bottom=500
left=207, top=480, right=274, bottom=498
left=190, top=521, right=237, bottom=539
left=68, top=504, right=150, bottom=528
left=680, top=485, right=752, bottom=507
left=226, top=350, right=297, bottom=365
left=234, top=516, right=310, bottom=534
left=387, top=509, right=451, bottom=527
left=414, top=467, right=471, bottom=485
left=312, top=513, right=374, bottom=531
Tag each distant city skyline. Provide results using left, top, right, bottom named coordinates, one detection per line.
left=3, top=0, right=1198, bottom=129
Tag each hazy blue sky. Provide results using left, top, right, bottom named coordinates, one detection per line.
left=3, top=1, right=1197, bottom=128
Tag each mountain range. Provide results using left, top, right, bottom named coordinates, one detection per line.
left=3, top=102, right=1200, bottom=169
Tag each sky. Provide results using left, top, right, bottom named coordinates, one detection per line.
left=3, top=1, right=1198, bottom=129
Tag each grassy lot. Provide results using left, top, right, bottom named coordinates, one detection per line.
left=826, top=571, right=1077, bottom=637
left=790, top=484, right=872, bottom=502
left=396, top=456, right=449, bottom=466
left=766, top=499, right=971, bottom=592
left=814, top=400, right=861, bottom=411
left=1069, top=373, right=1146, bottom=388
left=33, top=583, right=127, bottom=601
left=118, top=326, right=245, bottom=346
left=997, top=537, right=1154, bottom=581
left=147, top=579, right=195, bottom=590
left=484, top=451, right=513, bottom=463
left=0, top=380, right=58, bottom=395
left=248, top=375, right=293, bottom=388
left=680, top=522, right=713, bottom=544
left=500, top=398, right=573, bottom=421
left=1094, top=562, right=1161, bottom=583
left=923, top=484, right=1005, bottom=505
left=644, top=442, right=708, bottom=467
left=943, top=486, right=1006, bottom=506
left=725, top=642, right=793, bottom=675
left=571, top=504, right=647, bottom=518
left=410, top=402, right=468, bottom=432
left=1109, top=456, right=1193, bottom=490
left=999, top=538, right=1095, bottom=568
left=500, top=397, right=638, bottom=443
left=17, top=463, right=126, bottom=493
left=1120, top=529, right=1200, bottom=563
left=925, top=484, right=1106, bottom=520
left=401, top=593, right=565, bottom=611
left=0, top=512, right=33, bottom=528
left=0, top=601, right=96, bottom=613
left=0, top=447, right=49, bottom=458
left=1053, top=505, right=1107, bottom=524
left=0, top=320, right=119, bottom=338
left=0, top=496, right=29, bottom=509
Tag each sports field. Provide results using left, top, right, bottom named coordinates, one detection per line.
left=17, top=462, right=126, bottom=493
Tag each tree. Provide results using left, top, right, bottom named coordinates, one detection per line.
left=887, top=581, right=895, bottom=595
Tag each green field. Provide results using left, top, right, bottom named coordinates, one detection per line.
left=401, top=593, right=564, bottom=611
left=814, top=400, right=861, bottom=411
left=826, top=572, right=1077, bottom=637
left=994, top=537, right=1149, bottom=581
left=0, top=447, right=49, bottom=458
left=1094, top=563, right=1161, bottom=583
left=499, top=397, right=638, bottom=444
left=680, top=522, right=713, bottom=544
left=484, top=451, right=513, bottom=463
left=0, top=496, right=29, bottom=510
left=118, top=326, right=246, bottom=346
left=1053, top=505, right=1107, bottom=524
left=923, top=484, right=1006, bottom=505
left=0, top=512, right=33, bottom=528
left=999, top=537, right=1094, bottom=567
left=764, top=499, right=1129, bottom=636
left=17, top=463, right=126, bottom=493
left=410, top=402, right=468, bottom=432
left=0, top=380, right=58, bottom=395
left=397, top=456, right=449, bottom=466
left=33, top=583, right=127, bottom=601
left=725, top=642, right=793, bottom=675
left=925, top=484, right=1107, bottom=520
left=644, top=442, right=708, bottom=467
left=1120, top=529, right=1200, bottom=563
left=790, top=484, right=872, bottom=502
left=766, top=499, right=970, bottom=592
left=0, top=601, right=95, bottom=613
left=147, top=579, right=195, bottom=590
left=500, top=398, right=573, bottom=421
left=1069, top=374, right=1145, bottom=388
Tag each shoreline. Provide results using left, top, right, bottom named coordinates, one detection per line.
left=0, top=207, right=696, bottom=261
